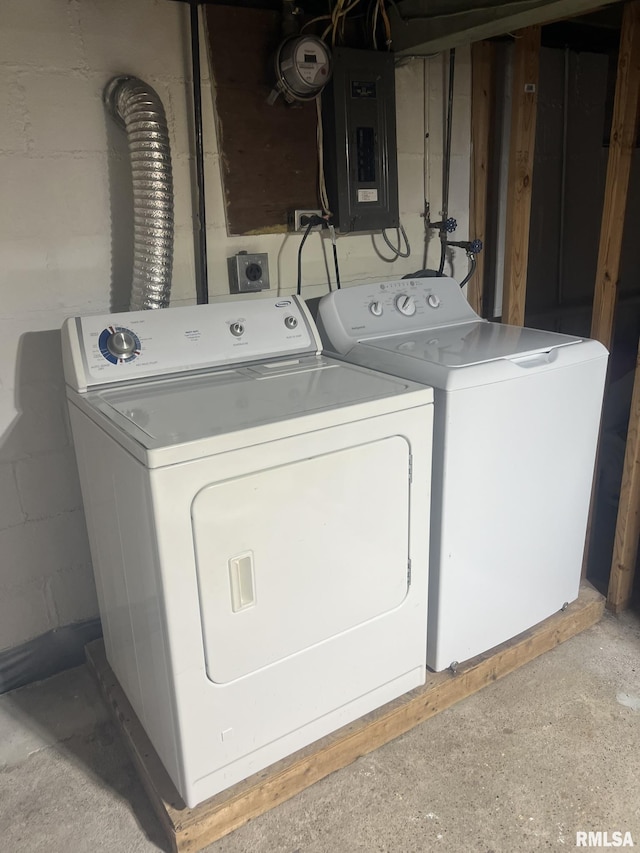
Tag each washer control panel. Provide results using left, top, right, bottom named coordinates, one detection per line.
left=317, top=278, right=482, bottom=354
left=62, top=296, right=319, bottom=392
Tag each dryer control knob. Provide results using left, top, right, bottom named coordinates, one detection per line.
left=427, top=294, right=441, bottom=309
left=395, top=295, right=416, bottom=316
left=369, top=301, right=383, bottom=317
left=230, top=322, right=245, bottom=337
left=106, top=329, right=137, bottom=358
left=284, top=315, right=298, bottom=329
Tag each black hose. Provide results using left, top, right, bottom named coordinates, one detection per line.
left=382, top=224, right=411, bottom=259
left=190, top=2, right=209, bottom=305
left=437, top=236, right=447, bottom=277
left=459, top=254, right=477, bottom=289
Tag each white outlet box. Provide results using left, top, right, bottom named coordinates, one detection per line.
left=292, top=209, right=323, bottom=232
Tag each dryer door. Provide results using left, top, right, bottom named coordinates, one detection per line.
left=191, top=435, right=411, bottom=684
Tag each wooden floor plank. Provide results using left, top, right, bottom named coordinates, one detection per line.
left=86, top=582, right=604, bottom=852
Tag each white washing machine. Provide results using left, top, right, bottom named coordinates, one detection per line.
left=61, top=295, right=433, bottom=807
left=316, top=278, right=608, bottom=672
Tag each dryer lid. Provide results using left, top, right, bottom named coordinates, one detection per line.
left=360, top=321, right=583, bottom=368
left=77, top=355, right=431, bottom=459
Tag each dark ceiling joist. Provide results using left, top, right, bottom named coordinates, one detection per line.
left=389, top=0, right=625, bottom=56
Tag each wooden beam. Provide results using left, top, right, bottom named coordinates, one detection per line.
left=591, top=0, right=640, bottom=347
left=86, top=583, right=603, bottom=852
left=390, top=0, right=622, bottom=57
left=582, top=2, right=640, bottom=583
left=502, top=26, right=541, bottom=327
left=468, top=41, right=493, bottom=316
left=607, top=341, right=640, bottom=612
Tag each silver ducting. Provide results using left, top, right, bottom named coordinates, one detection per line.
left=105, top=76, right=174, bottom=310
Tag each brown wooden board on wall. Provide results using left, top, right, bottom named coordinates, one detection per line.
left=204, top=5, right=318, bottom=235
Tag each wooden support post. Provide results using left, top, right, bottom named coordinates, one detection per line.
left=502, top=26, right=541, bottom=327
left=583, top=1, right=640, bottom=587
left=468, top=41, right=493, bottom=316
left=607, top=341, right=640, bottom=612
left=591, top=0, right=640, bottom=348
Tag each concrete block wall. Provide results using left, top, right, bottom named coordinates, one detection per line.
left=0, top=0, right=471, bottom=654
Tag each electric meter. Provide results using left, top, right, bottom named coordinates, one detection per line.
left=268, top=35, right=332, bottom=105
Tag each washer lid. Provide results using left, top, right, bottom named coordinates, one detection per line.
left=77, top=355, right=432, bottom=461
left=360, top=321, right=583, bottom=368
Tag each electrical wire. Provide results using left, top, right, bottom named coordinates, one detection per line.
left=329, top=224, right=341, bottom=289
left=316, top=96, right=331, bottom=215
left=331, top=0, right=344, bottom=45
left=297, top=215, right=339, bottom=295
left=302, top=13, right=332, bottom=33
left=304, top=0, right=363, bottom=44
left=330, top=0, right=362, bottom=46
left=372, top=0, right=380, bottom=49
left=332, top=242, right=341, bottom=288
left=297, top=220, right=316, bottom=296
left=366, top=0, right=391, bottom=51
left=382, top=224, right=411, bottom=259
left=379, top=0, right=392, bottom=49
left=345, top=0, right=363, bottom=40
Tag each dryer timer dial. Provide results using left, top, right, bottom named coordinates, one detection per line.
left=107, top=329, right=137, bottom=358
left=98, top=326, right=141, bottom=364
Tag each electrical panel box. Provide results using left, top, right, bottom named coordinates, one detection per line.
left=322, top=48, right=399, bottom=234
left=227, top=252, right=270, bottom=293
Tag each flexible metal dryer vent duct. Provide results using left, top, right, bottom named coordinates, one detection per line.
left=105, top=76, right=174, bottom=310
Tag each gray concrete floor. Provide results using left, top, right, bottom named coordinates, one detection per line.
left=1, top=610, right=640, bottom=852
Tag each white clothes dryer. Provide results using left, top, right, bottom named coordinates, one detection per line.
left=316, top=278, right=608, bottom=672
left=62, top=295, right=433, bottom=807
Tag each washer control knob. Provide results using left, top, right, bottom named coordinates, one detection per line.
left=106, top=329, right=137, bottom=358
left=427, top=294, right=441, bottom=309
left=395, top=294, right=416, bottom=316
left=369, top=301, right=383, bottom=317
left=230, top=322, right=245, bottom=337
left=284, top=315, right=298, bottom=330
